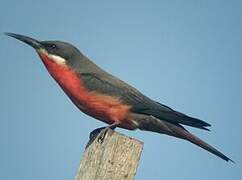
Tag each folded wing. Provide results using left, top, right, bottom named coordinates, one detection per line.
left=80, top=72, right=210, bottom=130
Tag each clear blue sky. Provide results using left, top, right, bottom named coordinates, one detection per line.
left=0, top=0, right=241, bottom=179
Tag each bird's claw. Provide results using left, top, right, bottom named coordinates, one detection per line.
left=86, top=127, right=107, bottom=149
left=97, top=128, right=108, bottom=143
left=89, top=127, right=105, bottom=140
left=86, top=123, right=118, bottom=149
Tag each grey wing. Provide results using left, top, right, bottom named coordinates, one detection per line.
left=80, top=72, right=211, bottom=130
left=80, top=72, right=151, bottom=110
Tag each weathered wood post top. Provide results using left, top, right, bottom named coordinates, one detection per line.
left=75, top=129, right=144, bottom=180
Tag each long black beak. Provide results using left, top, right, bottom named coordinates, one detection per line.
left=5, top=32, right=42, bottom=49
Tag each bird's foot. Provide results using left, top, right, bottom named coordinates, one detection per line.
left=89, top=127, right=106, bottom=142
left=97, top=127, right=110, bottom=143
left=86, top=127, right=105, bottom=149
left=86, top=123, right=119, bottom=149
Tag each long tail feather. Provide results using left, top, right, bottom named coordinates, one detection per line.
left=172, top=126, right=233, bottom=162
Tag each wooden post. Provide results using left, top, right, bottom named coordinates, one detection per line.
left=75, top=129, right=143, bottom=180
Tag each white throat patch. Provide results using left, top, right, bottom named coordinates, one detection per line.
left=49, top=54, right=66, bottom=65
left=38, top=49, right=66, bottom=65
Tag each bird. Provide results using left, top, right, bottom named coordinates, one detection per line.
left=5, top=32, right=233, bottom=162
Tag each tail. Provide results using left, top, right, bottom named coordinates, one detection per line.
left=170, top=124, right=233, bottom=162
left=143, top=102, right=211, bottom=130
left=136, top=114, right=233, bottom=162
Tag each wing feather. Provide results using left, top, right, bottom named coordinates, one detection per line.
left=79, top=72, right=210, bottom=130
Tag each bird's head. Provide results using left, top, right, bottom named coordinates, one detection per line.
left=5, top=33, right=83, bottom=69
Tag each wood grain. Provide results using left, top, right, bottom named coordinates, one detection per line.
left=75, top=129, right=143, bottom=180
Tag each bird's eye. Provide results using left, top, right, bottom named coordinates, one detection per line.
left=50, top=44, right=56, bottom=49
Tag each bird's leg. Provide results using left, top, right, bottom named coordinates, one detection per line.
left=86, top=122, right=119, bottom=149
left=97, top=122, right=119, bottom=143
left=85, top=127, right=105, bottom=149
left=89, top=127, right=106, bottom=141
